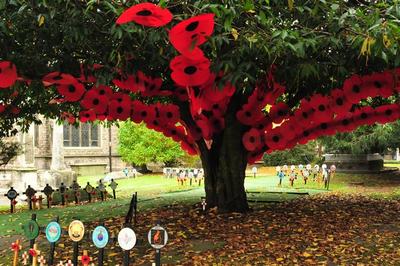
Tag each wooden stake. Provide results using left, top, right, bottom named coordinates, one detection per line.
left=28, top=244, right=40, bottom=266
left=10, top=239, right=21, bottom=266
left=78, top=250, right=92, bottom=266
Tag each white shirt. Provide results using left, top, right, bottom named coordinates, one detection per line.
left=252, top=167, right=257, bottom=173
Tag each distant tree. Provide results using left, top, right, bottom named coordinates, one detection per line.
left=118, top=121, right=195, bottom=167
left=263, top=142, right=318, bottom=166
left=320, top=120, right=400, bottom=154
left=0, top=139, right=22, bottom=167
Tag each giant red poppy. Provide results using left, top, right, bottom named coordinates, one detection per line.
left=61, top=112, right=76, bottom=124
left=293, top=99, right=314, bottom=127
left=116, top=3, right=173, bottom=27
left=253, top=117, right=273, bottom=134
left=112, top=74, right=139, bottom=92
left=269, top=102, right=290, bottom=123
left=167, top=126, right=186, bottom=142
left=196, top=117, right=212, bottom=140
left=333, top=113, right=355, bottom=133
left=111, top=92, right=131, bottom=105
left=342, top=74, right=372, bottom=104
left=361, top=71, right=394, bottom=99
left=352, top=106, right=376, bottom=126
left=236, top=106, right=265, bottom=126
left=309, top=94, right=333, bottom=123
left=42, top=72, right=76, bottom=86
left=158, top=104, right=180, bottom=123
left=93, top=85, right=113, bottom=98
left=108, top=99, right=131, bottom=121
left=297, top=128, right=316, bottom=145
left=313, top=122, right=336, bottom=137
left=209, top=116, right=225, bottom=134
left=79, top=110, right=96, bottom=123
left=0, top=61, right=17, bottom=88
left=329, top=89, right=352, bottom=116
left=131, top=102, right=157, bottom=123
left=145, top=119, right=164, bottom=131
left=80, top=90, right=108, bottom=114
left=171, top=86, right=189, bottom=101
left=242, top=128, right=262, bottom=152
left=170, top=55, right=211, bottom=87
left=169, top=14, right=215, bottom=59
left=57, top=82, right=85, bottom=102
left=180, top=140, right=198, bottom=155
left=265, top=127, right=287, bottom=151
left=375, top=104, right=399, bottom=124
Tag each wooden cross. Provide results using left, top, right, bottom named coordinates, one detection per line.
left=29, top=243, right=40, bottom=266
left=65, top=259, right=73, bottom=266
left=21, top=251, right=29, bottom=265
left=78, top=250, right=92, bottom=266
left=10, top=239, right=21, bottom=266
left=56, top=261, right=64, bottom=266
left=38, top=255, right=46, bottom=266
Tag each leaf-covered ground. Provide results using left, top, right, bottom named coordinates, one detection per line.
left=2, top=193, right=399, bottom=265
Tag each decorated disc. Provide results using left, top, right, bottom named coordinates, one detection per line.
left=46, top=222, right=62, bottom=243
left=117, top=227, right=136, bottom=251
left=92, top=226, right=109, bottom=249
left=6, top=189, right=18, bottom=200
left=68, top=220, right=85, bottom=242
left=23, top=220, right=40, bottom=240
left=147, top=225, right=168, bottom=249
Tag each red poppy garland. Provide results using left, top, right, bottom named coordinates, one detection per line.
left=80, top=90, right=108, bottom=114
left=0, top=61, right=17, bottom=88
left=42, top=72, right=77, bottom=86
left=57, top=82, right=86, bottom=102
left=242, top=128, right=262, bottom=152
left=116, top=2, right=173, bottom=27
left=170, top=55, right=211, bottom=87
left=169, top=13, right=215, bottom=60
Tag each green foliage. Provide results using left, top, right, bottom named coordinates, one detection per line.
left=118, top=121, right=194, bottom=166
left=0, top=139, right=21, bottom=166
left=0, top=1, right=398, bottom=132
left=320, top=120, right=400, bottom=154
left=263, top=142, right=318, bottom=166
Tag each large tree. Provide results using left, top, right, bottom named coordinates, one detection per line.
left=0, top=1, right=399, bottom=212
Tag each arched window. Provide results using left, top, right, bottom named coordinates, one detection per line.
left=63, top=123, right=99, bottom=147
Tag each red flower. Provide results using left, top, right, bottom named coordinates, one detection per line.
left=293, top=99, right=314, bottom=128
left=29, top=249, right=37, bottom=257
left=93, top=85, right=113, bottom=98
left=169, top=14, right=215, bottom=59
left=297, top=128, right=316, bottom=145
left=236, top=107, right=265, bottom=126
left=313, top=122, right=336, bottom=137
left=108, top=99, right=131, bottom=121
left=61, top=112, right=76, bottom=124
left=0, top=61, right=17, bottom=88
left=171, top=86, right=189, bottom=101
left=0, top=104, right=5, bottom=113
left=209, top=116, right=225, bottom=134
left=180, top=140, right=198, bottom=155
left=42, top=72, right=76, bottom=86
left=81, top=255, right=91, bottom=265
left=361, top=71, right=394, bottom=98
left=253, top=117, right=273, bottom=134
left=269, top=102, right=289, bottom=123
left=167, top=126, right=186, bottom=142
left=112, top=74, right=140, bottom=92
left=329, top=89, right=352, bottom=116
left=309, top=94, right=333, bottom=123
left=158, top=104, right=180, bottom=123
left=57, top=82, right=85, bottom=102
left=375, top=104, right=399, bottom=124
left=352, top=106, right=376, bottom=126
left=333, top=113, right=355, bottom=133
left=11, top=242, right=20, bottom=251
left=170, top=55, right=211, bottom=87
left=247, top=151, right=264, bottom=164
left=265, top=128, right=287, bottom=151
left=342, top=74, right=367, bottom=103
left=131, top=102, right=156, bottom=123
left=116, top=2, right=173, bottom=27
left=242, top=128, right=262, bottom=152
left=79, top=109, right=96, bottom=123
left=195, top=117, right=213, bottom=140
left=80, top=90, right=108, bottom=114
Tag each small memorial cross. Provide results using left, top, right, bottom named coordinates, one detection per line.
left=10, top=239, right=21, bottom=266
left=201, top=197, right=207, bottom=212
left=38, top=255, right=46, bottom=266
left=56, top=261, right=64, bottom=266
left=42, top=184, right=54, bottom=208
left=70, top=181, right=81, bottom=204
left=84, top=182, right=94, bottom=203
left=109, top=179, right=118, bottom=199
left=23, top=214, right=39, bottom=264
left=97, top=180, right=106, bottom=201
left=4, top=187, right=19, bottom=213
left=28, top=244, right=40, bottom=266
left=57, top=183, right=68, bottom=206
left=23, top=186, right=36, bottom=210
left=78, top=250, right=92, bottom=266
left=21, top=251, right=29, bottom=265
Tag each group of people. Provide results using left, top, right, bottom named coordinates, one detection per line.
left=163, top=168, right=205, bottom=186
left=276, top=164, right=336, bottom=188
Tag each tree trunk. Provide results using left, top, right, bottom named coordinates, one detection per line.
left=198, top=96, right=250, bottom=213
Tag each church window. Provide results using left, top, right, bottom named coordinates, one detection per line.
left=63, top=123, right=99, bottom=147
